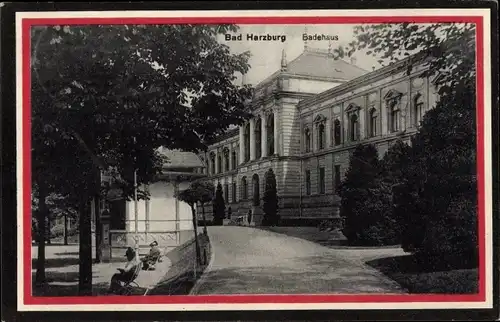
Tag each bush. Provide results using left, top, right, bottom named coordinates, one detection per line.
left=50, top=224, right=65, bottom=238
left=418, top=198, right=478, bottom=268
left=318, top=219, right=342, bottom=231
left=213, top=183, right=225, bottom=226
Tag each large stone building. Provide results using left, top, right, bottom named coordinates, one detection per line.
left=201, top=46, right=441, bottom=226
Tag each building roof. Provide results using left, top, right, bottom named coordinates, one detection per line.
left=285, top=48, right=369, bottom=80
left=158, top=148, right=205, bottom=169
left=298, top=51, right=429, bottom=109
left=255, top=47, right=368, bottom=89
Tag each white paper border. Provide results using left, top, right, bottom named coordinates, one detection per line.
left=16, top=8, right=493, bottom=312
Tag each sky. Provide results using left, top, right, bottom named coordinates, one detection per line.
left=216, top=24, right=382, bottom=86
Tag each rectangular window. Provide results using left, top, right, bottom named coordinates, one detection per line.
left=319, top=167, right=325, bottom=194
left=232, top=182, right=237, bottom=203
left=224, top=184, right=229, bottom=202
left=305, top=170, right=311, bottom=195
left=334, top=165, right=341, bottom=193
left=232, top=152, right=237, bottom=170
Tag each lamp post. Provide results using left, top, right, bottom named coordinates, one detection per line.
left=134, top=168, right=139, bottom=253
left=133, top=136, right=139, bottom=254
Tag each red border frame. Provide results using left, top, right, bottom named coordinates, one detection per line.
left=22, top=15, right=487, bottom=306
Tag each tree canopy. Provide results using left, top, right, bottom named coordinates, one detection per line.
left=336, top=23, right=476, bottom=96
left=32, top=24, right=253, bottom=196
left=31, top=24, right=253, bottom=292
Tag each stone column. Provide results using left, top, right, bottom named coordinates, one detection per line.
left=228, top=145, right=233, bottom=170
left=145, top=184, right=150, bottom=233
left=261, top=112, right=268, bottom=158
left=239, top=125, right=245, bottom=164
left=273, top=110, right=279, bottom=155
left=249, top=118, right=256, bottom=160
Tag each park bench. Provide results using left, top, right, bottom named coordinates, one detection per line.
left=115, top=261, right=143, bottom=295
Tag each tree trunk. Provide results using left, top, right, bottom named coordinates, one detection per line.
left=201, top=203, right=208, bottom=235
left=78, top=194, right=93, bottom=295
left=191, top=206, right=202, bottom=265
left=94, top=195, right=101, bottom=263
left=63, top=213, right=68, bottom=246
left=46, top=215, right=51, bottom=245
left=35, top=183, right=47, bottom=286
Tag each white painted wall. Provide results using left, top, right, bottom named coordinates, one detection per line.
left=125, top=180, right=194, bottom=233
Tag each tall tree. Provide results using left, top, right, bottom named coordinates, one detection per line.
left=262, top=169, right=279, bottom=226
left=380, top=139, right=412, bottom=242
left=403, top=85, right=477, bottom=259
left=31, top=24, right=252, bottom=294
left=213, top=183, right=226, bottom=226
left=341, top=23, right=478, bottom=259
left=176, top=186, right=202, bottom=266
left=191, top=180, right=215, bottom=234
left=340, top=144, right=395, bottom=246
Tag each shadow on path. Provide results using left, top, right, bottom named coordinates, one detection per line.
left=32, top=257, right=80, bottom=269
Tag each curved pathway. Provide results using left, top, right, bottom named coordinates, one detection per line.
left=191, top=226, right=405, bottom=295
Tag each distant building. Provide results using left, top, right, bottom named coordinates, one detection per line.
left=201, top=47, right=441, bottom=226
left=103, top=148, right=206, bottom=252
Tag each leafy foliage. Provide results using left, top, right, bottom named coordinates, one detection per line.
left=32, top=24, right=252, bottom=198
left=400, top=85, right=477, bottom=260
left=213, top=183, right=226, bottom=225
left=337, top=23, right=476, bottom=97
left=340, top=144, right=397, bottom=246
left=177, top=180, right=215, bottom=207
left=262, top=169, right=279, bottom=226
left=334, top=22, right=478, bottom=263
left=175, top=180, right=215, bottom=265
left=31, top=24, right=253, bottom=292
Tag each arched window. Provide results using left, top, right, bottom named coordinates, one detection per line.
left=244, top=123, right=251, bottom=162
left=369, top=108, right=378, bottom=137
left=333, top=119, right=341, bottom=146
left=231, top=150, right=237, bottom=170
left=384, top=89, right=403, bottom=133
left=217, top=154, right=222, bottom=173
left=413, top=94, right=424, bottom=126
left=304, top=128, right=311, bottom=152
left=317, top=123, right=326, bottom=150
left=389, top=100, right=400, bottom=132
left=255, top=118, right=262, bottom=159
left=223, top=148, right=230, bottom=172
left=252, top=174, right=260, bottom=206
left=349, top=113, right=359, bottom=141
left=209, top=152, right=216, bottom=175
left=267, top=113, right=275, bottom=155
left=314, top=114, right=326, bottom=151
left=241, top=177, right=248, bottom=199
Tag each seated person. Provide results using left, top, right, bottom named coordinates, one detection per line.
left=141, top=241, right=162, bottom=270
left=108, top=247, right=139, bottom=294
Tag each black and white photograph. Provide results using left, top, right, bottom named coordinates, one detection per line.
left=10, top=7, right=495, bottom=314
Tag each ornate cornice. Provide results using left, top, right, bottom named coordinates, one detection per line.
left=298, top=51, right=428, bottom=110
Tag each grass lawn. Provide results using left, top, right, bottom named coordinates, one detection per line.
left=366, top=254, right=478, bottom=294
left=261, top=226, right=478, bottom=294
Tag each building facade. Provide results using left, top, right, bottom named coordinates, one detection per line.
left=201, top=47, right=441, bottom=226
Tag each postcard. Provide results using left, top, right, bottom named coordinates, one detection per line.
left=10, top=6, right=496, bottom=316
